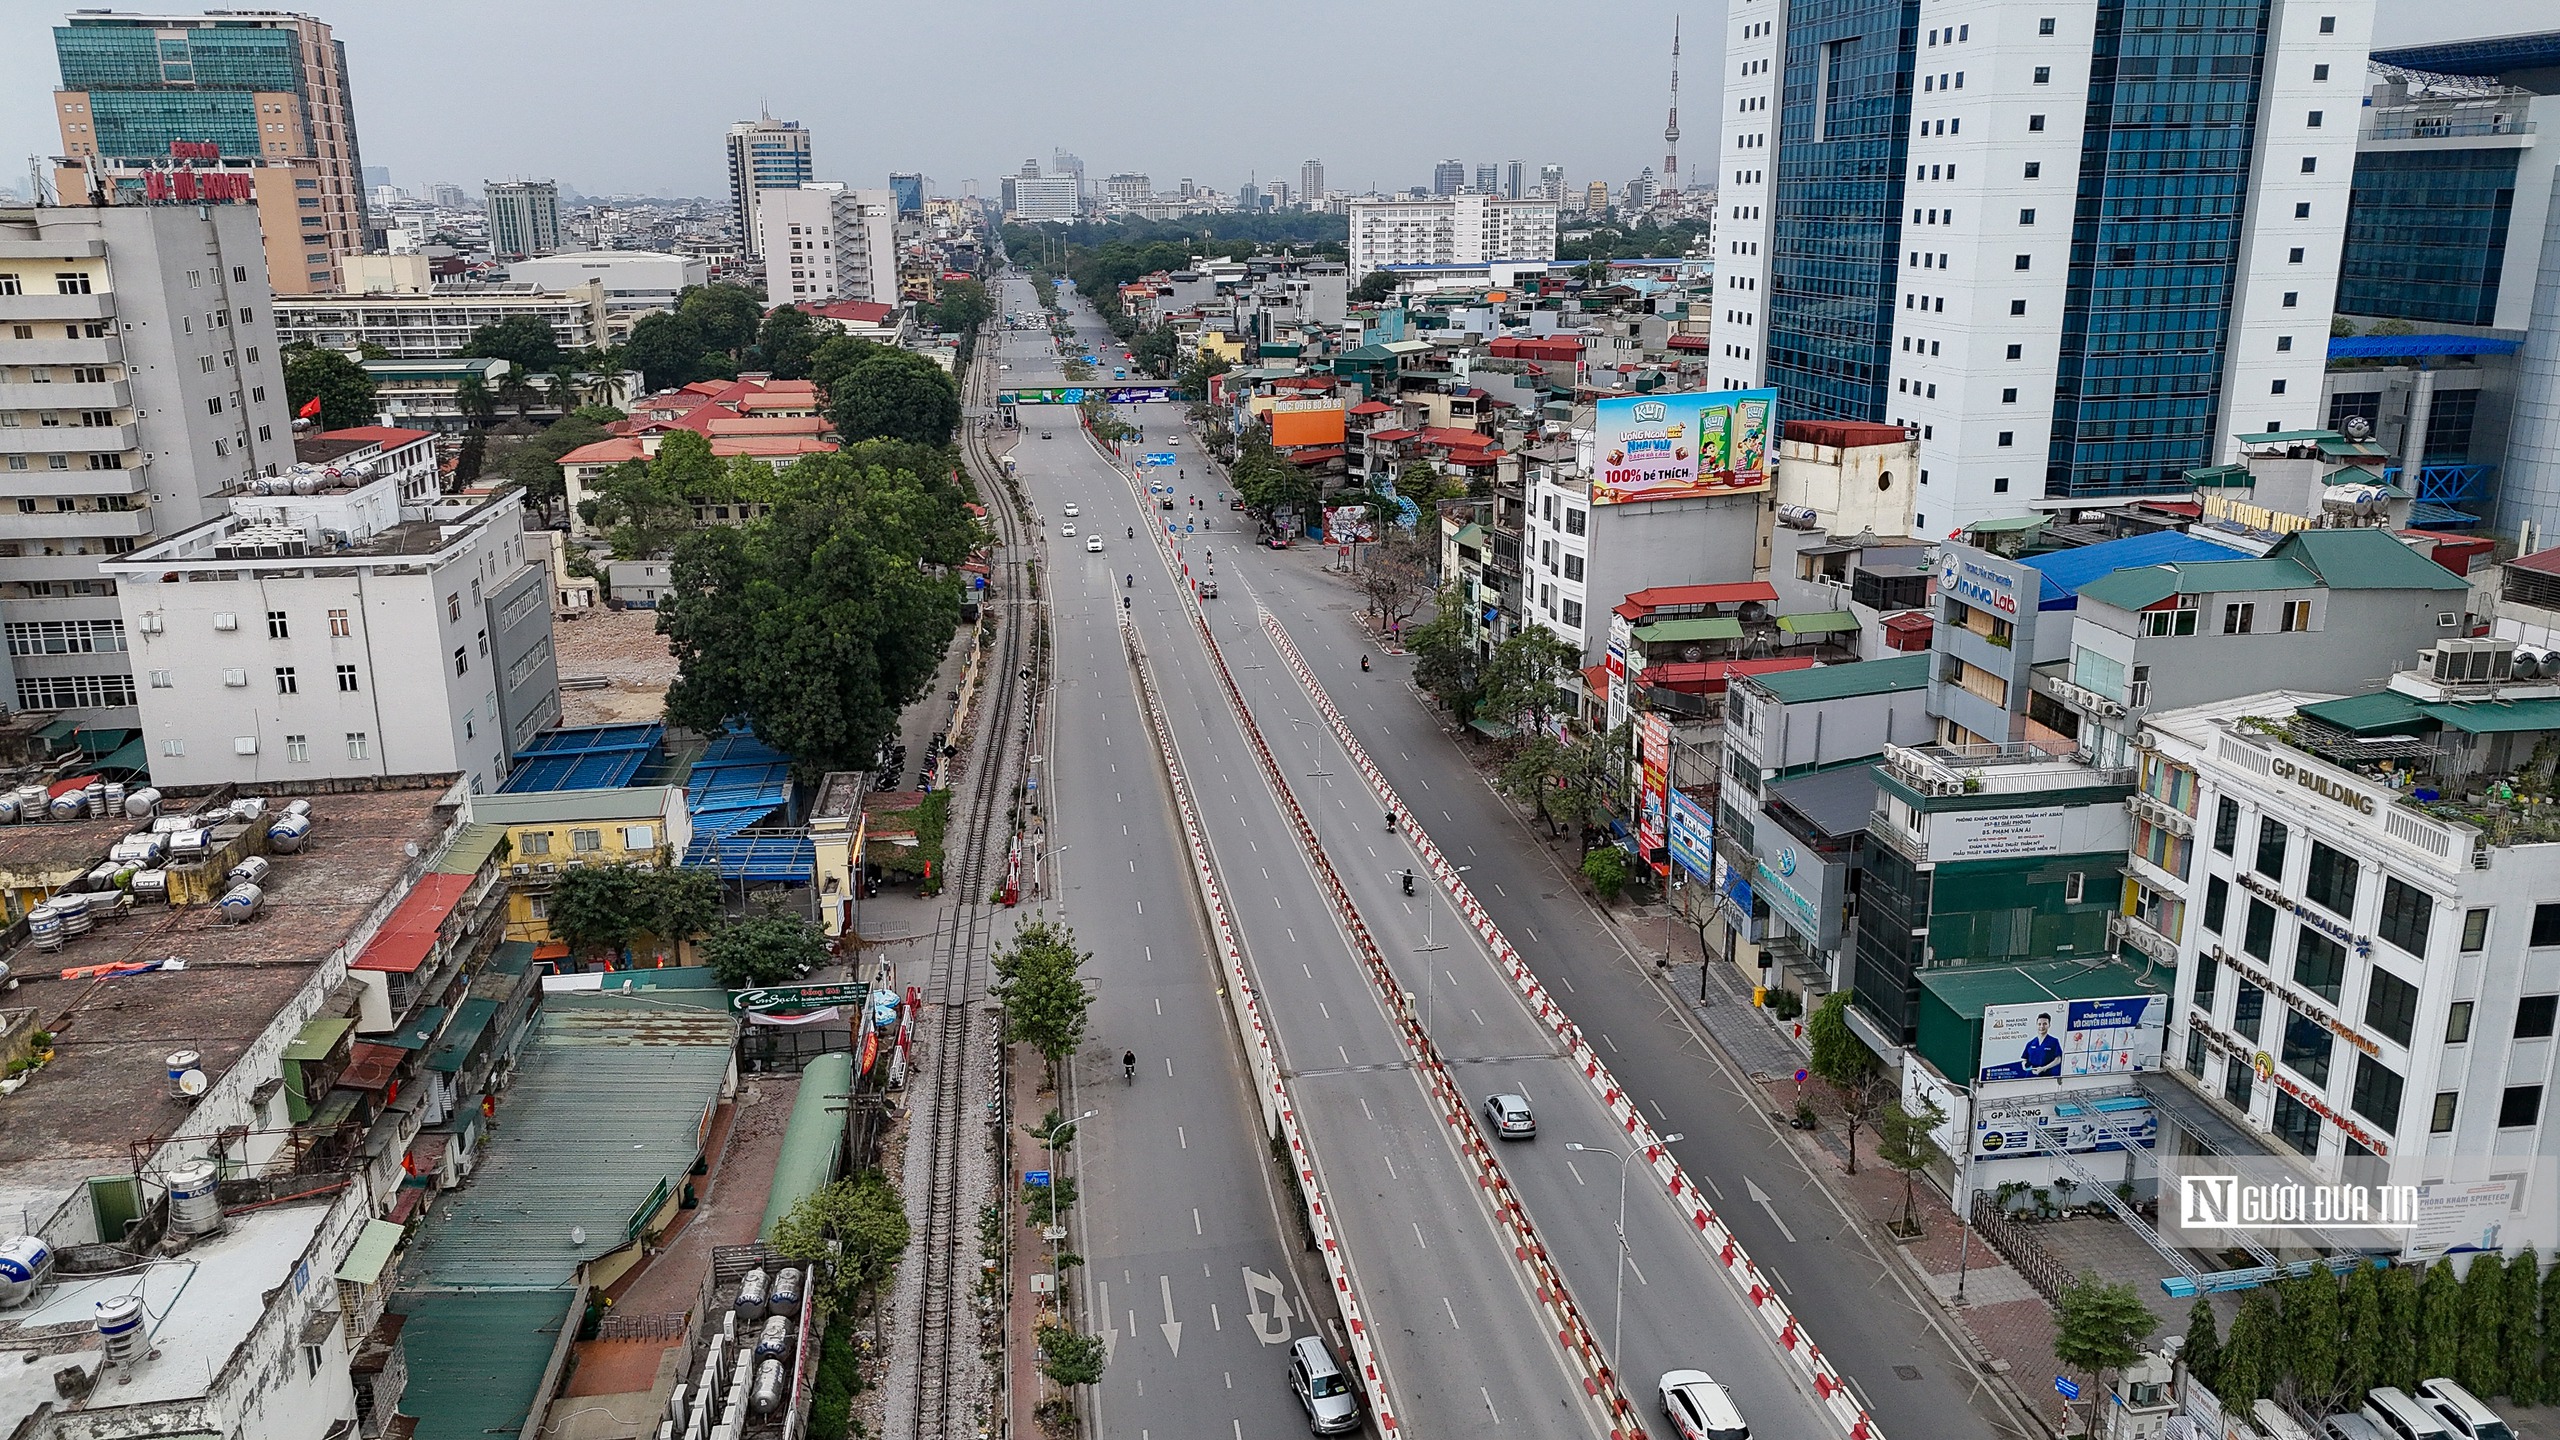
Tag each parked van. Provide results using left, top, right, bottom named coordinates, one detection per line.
left=2415, top=1379, right=2513, bottom=1440
left=1287, top=1336, right=1360, bottom=1435
left=2366, top=1387, right=2458, bottom=1440
left=2327, top=1416, right=2390, bottom=1440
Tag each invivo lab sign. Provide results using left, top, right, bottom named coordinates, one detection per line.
left=1939, top=552, right=2023, bottom=617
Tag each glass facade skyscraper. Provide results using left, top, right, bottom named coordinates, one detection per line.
left=727, top=116, right=814, bottom=260
left=2337, top=148, right=2519, bottom=329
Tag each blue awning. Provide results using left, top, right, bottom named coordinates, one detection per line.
left=2327, top=334, right=2521, bottom=362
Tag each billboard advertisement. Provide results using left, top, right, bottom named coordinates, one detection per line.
left=1270, top=399, right=1347, bottom=448
left=1636, top=714, right=1671, bottom=870
left=1972, top=1096, right=2158, bottom=1159
left=1977, top=994, right=2167, bottom=1083
left=1323, top=505, right=1377, bottom=545
left=1592, top=387, right=1777, bottom=506
left=1668, top=789, right=1714, bottom=881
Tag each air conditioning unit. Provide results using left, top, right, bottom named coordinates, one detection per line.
left=212, top=612, right=238, bottom=631
left=137, top=615, right=164, bottom=634
left=2424, top=637, right=2514, bottom=687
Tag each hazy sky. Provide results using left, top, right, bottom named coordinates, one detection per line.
left=1, top=0, right=2552, bottom=204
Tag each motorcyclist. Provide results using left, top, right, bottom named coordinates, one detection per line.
left=1361, top=654, right=1371, bottom=672
left=1385, top=809, right=1398, bottom=832
left=1127, top=527, right=1134, bottom=539
left=1123, top=1049, right=1137, bottom=1082
left=1126, top=574, right=1133, bottom=587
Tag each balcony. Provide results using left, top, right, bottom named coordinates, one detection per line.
left=0, top=423, right=138, bottom=455
left=2124, top=847, right=2186, bottom=894
left=0, top=380, right=129, bottom=412
left=2042, top=673, right=2128, bottom=720
left=2, top=335, right=122, bottom=368
left=1, top=292, right=116, bottom=324
left=0, top=508, right=152, bottom=542
left=2126, top=791, right=2194, bottom=838
left=2109, top=912, right=2179, bottom=966
left=1866, top=808, right=1927, bottom=863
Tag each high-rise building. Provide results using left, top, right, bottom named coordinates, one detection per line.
left=1584, top=181, right=1610, bottom=214
left=1626, top=168, right=1658, bottom=210
left=758, top=184, right=896, bottom=307
left=1346, top=195, right=1558, bottom=276
left=52, top=9, right=367, bottom=295
left=1504, top=160, right=1526, bottom=200
left=1053, top=149, right=1086, bottom=200
left=1433, top=159, right=1466, bottom=196
left=1237, top=180, right=1261, bottom=213
left=1541, top=165, right=1565, bottom=204
left=483, top=180, right=562, bottom=260
left=1474, top=164, right=1499, bottom=193
left=1009, top=174, right=1080, bottom=221
left=1719, top=0, right=2372, bottom=533
left=725, top=115, right=814, bottom=260
left=1301, top=159, right=1325, bottom=206
left=430, top=182, right=469, bottom=211
left=888, top=173, right=926, bottom=214
left=1104, top=173, right=1152, bottom=207
left=0, top=204, right=297, bottom=723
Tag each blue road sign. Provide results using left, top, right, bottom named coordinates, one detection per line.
left=974, top=574, right=987, bottom=590
left=1026, top=1170, right=1051, bottom=1188
left=1184, top=523, right=1193, bottom=534
left=1144, top=452, right=1177, bottom=466
left=2054, top=1376, right=2080, bottom=1401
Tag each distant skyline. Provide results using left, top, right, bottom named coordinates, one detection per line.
left=1, top=0, right=2550, bottom=207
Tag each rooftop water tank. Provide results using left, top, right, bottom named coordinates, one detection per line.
left=228, top=797, right=267, bottom=824
left=768, top=1265, right=803, bottom=1316
left=166, top=1158, right=223, bottom=1237
left=751, top=1358, right=785, bottom=1415
left=0, top=795, right=21, bottom=827
left=26, top=906, right=62, bottom=953
left=94, top=1293, right=147, bottom=1367
left=51, top=893, right=92, bottom=936
left=1777, top=503, right=1820, bottom=530
left=130, top=870, right=166, bottom=901
left=0, top=1236, right=53, bottom=1308
left=123, top=788, right=161, bottom=820
left=754, top=1313, right=790, bottom=1358
left=227, top=855, right=271, bottom=888
left=47, top=791, right=86, bottom=822
left=217, top=883, right=263, bottom=923
left=733, top=1267, right=768, bottom=1323
left=268, top=815, right=312, bottom=854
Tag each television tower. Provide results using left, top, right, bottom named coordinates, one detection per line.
left=1662, top=18, right=1681, bottom=194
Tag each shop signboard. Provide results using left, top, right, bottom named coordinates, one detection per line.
left=1977, top=994, right=2166, bottom=1082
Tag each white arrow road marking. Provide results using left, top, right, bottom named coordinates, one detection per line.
left=1242, top=1267, right=1295, bottom=1345
left=1159, top=1273, right=1183, bottom=1355
left=1746, top=1177, right=1799, bottom=1242
left=1100, top=1280, right=1117, bottom=1362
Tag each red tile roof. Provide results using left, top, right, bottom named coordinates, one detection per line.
left=1581, top=664, right=1611, bottom=696
left=1365, top=428, right=1420, bottom=444
left=800, top=299, right=896, bottom=324
left=1489, top=336, right=1583, bottom=361
left=353, top=874, right=476, bottom=974
left=1616, top=582, right=1780, bottom=617
left=1643, top=656, right=1819, bottom=692
left=1349, top=401, right=1393, bottom=416
left=1285, top=446, right=1347, bottom=466
left=1666, top=334, right=1712, bottom=351
left=706, top=415, right=831, bottom=437
left=2509, top=546, right=2560, bottom=579
left=317, top=425, right=435, bottom=449
left=560, top=437, right=649, bottom=466
left=562, top=434, right=837, bottom=466
left=1418, top=426, right=1492, bottom=449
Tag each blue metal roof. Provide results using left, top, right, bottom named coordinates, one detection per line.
left=683, top=832, right=818, bottom=881
left=2371, top=32, right=2560, bottom=79
left=685, top=729, right=794, bottom=839
left=501, top=723, right=663, bottom=793
left=2018, top=532, right=2247, bottom=610
left=2328, top=334, right=2521, bottom=361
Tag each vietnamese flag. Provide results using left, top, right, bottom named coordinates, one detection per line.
left=297, top=394, right=322, bottom=420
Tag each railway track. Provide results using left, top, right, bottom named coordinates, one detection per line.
left=904, top=295, right=1036, bottom=1440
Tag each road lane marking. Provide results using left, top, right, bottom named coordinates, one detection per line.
left=1318, top=1002, right=1330, bottom=1019
left=1165, top=1058, right=1174, bottom=1078
left=1211, top=1303, right=1221, bottom=1331
left=1178, top=1126, right=1187, bottom=1149
left=1565, top=1160, right=1586, bottom=1186
left=1444, top=1296, right=1462, bottom=1330
left=1471, top=1009, right=1484, bottom=1026
left=1302, top=964, right=1312, bottom=978
left=1560, top=974, right=1576, bottom=993
left=1412, top=1222, right=1428, bottom=1250
left=1193, top=1208, right=1202, bottom=1235
left=1627, top=1254, right=1650, bottom=1287
left=1358, top=1097, right=1373, bottom=1120
left=1382, top=1153, right=1397, bottom=1179
left=1525, top=925, right=1541, bottom=942
left=1482, top=1387, right=1501, bottom=1424
left=1154, top=997, right=1162, bottom=1015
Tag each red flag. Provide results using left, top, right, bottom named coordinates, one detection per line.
left=297, top=394, right=322, bottom=420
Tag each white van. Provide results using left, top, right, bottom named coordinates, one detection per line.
left=1287, top=1336, right=1360, bottom=1435
left=2366, top=1387, right=2457, bottom=1440
left=2415, top=1379, right=2513, bottom=1440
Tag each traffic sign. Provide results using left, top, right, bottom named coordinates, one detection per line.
left=1026, top=1170, right=1052, bottom=1188
left=1144, top=452, right=1176, bottom=466
left=2054, top=1376, right=2080, bottom=1401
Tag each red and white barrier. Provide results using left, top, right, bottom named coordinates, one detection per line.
left=1257, top=609, right=1883, bottom=1440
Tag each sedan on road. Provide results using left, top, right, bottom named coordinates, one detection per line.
left=1481, top=1093, right=1535, bottom=1140
left=1062, top=503, right=1079, bottom=517
left=1085, top=536, right=1103, bottom=553
left=1061, top=524, right=1077, bottom=538
left=1661, top=1370, right=1751, bottom=1440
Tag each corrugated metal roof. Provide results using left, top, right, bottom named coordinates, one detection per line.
left=762, top=1052, right=853, bottom=1240
left=471, top=786, right=682, bottom=826
left=284, top=1016, right=354, bottom=1063
left=399, top=988, right=735, bottom=1289
left=500, top=723, right=663, bottom=794
left=1635, top=617, right=1742, bottom=644
left=2298, top=691, right=2433, bottom=736
left=394, top=1289, right=577, bottom=1440
left=353, top=874, right=475, bottom=974
left=431, top=823, right=507, bottom=877
left=1776, top=611, right=1861, bottom=635
left=2423, top=698, right=2560, bottom=735
left=337, top=1218, right=405, bottom=1285
left=426, top=998, right=499, bottom=1074
left=1748, top=654, right=1931, bottom=704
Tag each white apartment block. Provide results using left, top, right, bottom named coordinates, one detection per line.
left=757, top=184, right=896, bottom=308
left=1720, top=0, right=2371, bottom=535
left=1346, top=194, right=1559, bottom=277
left=0, top=203, right=297, bottom=723
left=1009, top=174, right=1080, bottom=222
left=105, top=477, right=560, bottom=793
left=506, top=250, right=707, bottom=314
left=274, top=282, right=609, bottom=360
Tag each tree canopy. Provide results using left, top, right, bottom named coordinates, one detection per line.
left=924, top=278, right=993, bottom=335
left=489, top=412, right=612, bottom=523
left=282, top=344, right=377, bottom=431
left=1352, top=270, right=1399, bottom=304
left=754, top=304, right=823, bottom=381
left=991, top=918, right=1094, bottom=1090
left=458, top=314, right=564, bottom=373
left=702, top=912, right=829, bottom=989
left=828, top=346, right=962, bottom=447
left=771, top=1171, right=910, bottom=1317
left=545, top=862, right=719, bottom=963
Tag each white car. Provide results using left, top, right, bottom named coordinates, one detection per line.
left=1660, top=1371, right=1750, bottom=1440
left=1085, top=536, right=1104, bottom=553
left=1062, top=503, right=1079, bottom=517
left=1061, top=524, right=1076, bottom=538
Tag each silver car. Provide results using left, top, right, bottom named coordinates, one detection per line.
left=1481, top=1093, right=1535, bottom=1140
left=1288, top=1335, right=1360, bottom=1434
left=1661, top=1369, right=1750, bottom=1440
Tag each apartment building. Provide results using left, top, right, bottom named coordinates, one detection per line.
left=52, top=9, right=367, bottom=294
left=273, top=282, right=608, bottom=359
left=1008, top=174, right=1080, bottom=221
left=757, top=183, right=896, bottom=308
left=507, top=250, right=704, bottom=315
left=482, top=180, right=561, bottom=260
left=1718, top=0, right=2372, bottom=532
left=0, top=203, right=296, bottom=723
left=1345, top=194, right=1559, bottom=277
left=103, top=477, right=559, bottom=793
left=726, top=114, right=813, bottom=259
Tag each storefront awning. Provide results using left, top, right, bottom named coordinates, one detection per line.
left=2132, top=1071, right=2285, bottom=1159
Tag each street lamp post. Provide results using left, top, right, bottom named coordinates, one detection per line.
left=1036, top=1109, right=1097, bottom=1285
left=1402, top=865, right=1466, bottom=1032
left=1565, top=1134, right=1682, bottom=1380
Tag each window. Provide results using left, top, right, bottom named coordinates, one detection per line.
left=2223, top=602, right=2255, bottom=636
left=2034, top=65, right=2050, bottom=83
left=2534, top=902, right=2560, bottom=946
left=2365, top=967, right=2419, bottom=1048
left=1562, top=553, right=1583, bottom=582
left=2020, top=208, right=2036, bottom=225
left=2499, top=1085, right=2543, bottom=1129
left=2028, top=114, right=2046, bottom=131
left=521, top=831, right=552, bottom=856
left=2377, top=877, right=2432, bottom=957
left=447, top=592, right=461, bottom=622
left=2307, top=110, right=2324, bottom=128
left=2064, top=871, right=2085, bottom=904
left=2318, top=14, right=2336, bottom=32
left=2288, top=248, right=2305, bottom=265
left=2283, top=1010, right=2334, bottom=1086
left=476, top=629, right=489, bottom=658
left=2186, top=1030, right=2208, bottom=1078
left=161, top=738, right=184, bottom=758
left=2271, top=380, right=2288, bottom=396
left=2283, top=292, right=2299, bottom=308
left=1993, top=477, right=2010, bottom=493
left=2255, top=817, right=2288, bottom=879
left=2462, top=908, right=2491, bottom=951
left=624, top=825, right=657, bottom=850
left=2314, top=63, right=2330, bottom=81
left=2193, top=949, right=2219, bottom=1009
left=285, top=734, right=308, bottom=763
left=570, top=829, right=603, bottom=853
left=2204, top=875, right=2230, bottom=934
left=2224, top=1055, right=2255, bottom=1110
left=274, top=666, right=298, bottom=695
left=336, top=664, right=360, bottom=692
left=1996, top=431, right=2014, bottom=447
left=2446, top=1000, right=2474, bottom=1044
left=2213, top=796, right=2240, bottom=854
left=149, top=669, right=171, bottom=689
left=2518, top=995, right=2559, bottom=1040
left=346, top=731, right=369, bottom=760
left=2015, top=254, right=2032, bottom=271
left=2278, top=336, right=2294, bottom=352
left=1564, top=508, right=1586, bottom=536
left=2432, top=1093, right=2459, bottom=1133
left=2010, top=299, right=2027, bottom=316
left=266, top=609, right=288, bottom=638
left=1561, top=599, right=1583, bottom=627
left=2233, top=983, right=2265, bottom=1042
left=2243, top=899, right=2276, bottom=962
left=2300, top=157, right=2317, bottom=174
left=453, top=647, right=468, bottom=676
left=2272, top=1092, right=2321, bottom=1156
left=328, top=608, right=350, bottom=637
left=2293, top=931, right=2346, bottom=1005
left=2024, top=161, right=2041, bottom=179
left=54, top=272, right=90, bottom=295
left=2303, top=841, right=2356, bottom=916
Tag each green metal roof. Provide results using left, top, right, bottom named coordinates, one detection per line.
left=484, top=940, right=537, bottom=976
left=1451, top=522, right=1485, bottom=547
left=2185, top=463, right=2255, bottom=488
left=393, top=1288, right=577, bottom=1440
left=33, top=716, right=82, bottom=743
left=336, top=1217, right=406, bottom=1286
left=284, top=1016, right=354, bottom=1063
left=379, top=1005, right=448, bottom=1051
left=762, top=1051, right=854, bottom=1241
left=95, top=737, right=147, bottom=776
left=432, top=823, right=508, bottom=876
left=2318, top=437, right=2389, bottom=460
left=2421, top=698, right=2560, bottom=735
left=1636, top=616, right=1743, bottom=644
left=2280, top=528, right=2472, bottom=592
left=1965, top=515, right=2049, bottom=533
left=426, top=998, right=500, bottom=1074
left=2298, top=691, right=2431, bottom=736
left=469, top=786, right=682, bottom=826
left=1748, top=654, right=1931, bottom=704
left=1777, top=611, right=1862, bottom=635
left=2079, top=556, right=2316, bottom=610
left=2249, top=429, right=2340, bottom=444
left=1914, top=957, right=2161, bottom=1016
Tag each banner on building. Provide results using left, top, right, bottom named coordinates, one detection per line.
left=1323, top=505, right=1377, bottom=545
left=1668, top=789, right=1714, bottom=881
left=1591, top=387, right=1777, bottom=505
left=1270, top=398, right=1347, bottom=448
left=1931, top=806, right=2065, bottom=861
left=1977, top=994, right=2166, bottom=1083
left=1636, top=714, right=1671, bottom=869
left=1972, top=1096, right=2157, bottom=1158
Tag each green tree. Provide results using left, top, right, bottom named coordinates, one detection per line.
left=1228, top=420, right=1318, bottom=519
left=1406, top=586, right=1486, bottom=719
left=2182, top=1298, right=2224, bottom=1394
left=829, top=347, right=962, bottom=446
left=626, top=310, right=707, bottom=391
left=452, top=373, right=497, bottom=427
left=454, top=431, right=485, bottom=484
left=1580, top=845, right=1628, bottom=900
left=2055, top=1271, right=2159, bottom=1429
left=928, top=278, right=993, bottom=334
left=2461, top=1253, right=2508, bottom=1399
left=1807, top=991, right=1868, bottom=1091
left=2421, top=1258, right=2463, bottom=1384
left=677, top=282, right=766, bottom=359
left=458, top=314, right=565, bottom=372
left=1351, top=270, right=1399, bottom=304
left=807, top=335, right=881, bottom=401
left=282, top=344, right=377, bottom=431
left=495, top=367, right=540, bottom=418
left=1477, top=626, right=1580, bottom=743
left=771, top=1171, right=910, bottom=1315
left=2286, top=1269, right=2343, bottom=1409
left=2341, top=1263, right=2382, bottom=1409
left=540, top=366, right=580, bottom=415
left=1874, top=1094, right=1948, bottom=1236
left=2504, top=1248, right=2542, bottom=1405
left=702, top=912, right=828, bottom=988
left=1035, top=1321, right=1108, bottom=1389
left=756, top=303, right=823, bottom=380
left=991, top=919, right=1093, bottom=1090
left=1494, top=733, right=1567, bottom=833
left=492, top=412, right=611, bottom=524
left=2380, top=1262, right=2421, bottom=1393
left=1553, top=722, right=1630, bottom=847
left=590, top=427, right=720, bottom=558
left=1574, top=257, right=1614, bottom=290
left=547, top=863, right=650, bottom=961
left=2221, top=1290, right=2279, bottom=1403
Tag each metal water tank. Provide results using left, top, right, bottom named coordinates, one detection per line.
left=168, top=827, right=213, bottom=857
left=166, top=1159, right=223, bottom=1237
left=227, top=855, right=271, bottom=888
left=94, top=1293, right=147, bottom=1366
left=123, top=788, right=161, bottom=820
left=733, top=1266, right=768, bottom=1322
left=130, top=870, right=167, bottom=901
left=103, top=782, right=126, bottom=814
left=228, top=797, right=267, bottom=824
left=751, top=1358, right=785, bottom=1415
left=1777, top=503, right=1821, bottom=530
left=268, top=815, right=312, bottom=854
left=217, top=883, right=264, bottom=923
left=51, top=893, right=92, bottom=936
left=754, top=1313, right=790, bottom=1358
left=164, top=1051, right=200, bottom=1088
left=111, top=834, right=166, bottom=867
left=0, top=1236, right=53, bottom=1307
left=48, top=791, right=86, bottom=822
left=26, top=906, right=62, bottom=952
left=768, top=1265, right=803, bottom=1316
left=0, top=794, right=20, bottom=826
left=283, top=798, right=312, bottom=820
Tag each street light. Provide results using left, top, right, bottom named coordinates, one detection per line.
left=1036, top=1109, right=1098, bottom=1281
left=1564, top=1133, right=1683, bottom=1381
left=1402, top=865, right=1467, bottom=1032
